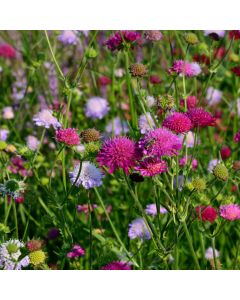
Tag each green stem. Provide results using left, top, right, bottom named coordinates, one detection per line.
left=13, top=201, right=18, bottom=239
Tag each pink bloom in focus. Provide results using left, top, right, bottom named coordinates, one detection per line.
left=170, top=60, right=201, bottom=77
left=220, top=204, right=240, bottom=221
left=187, top=107, right=216, bottom=128
left=0, top=44, right=16, bottom=59
left=97, top=137, right=139, bottom=174
left=135, top=157, right=168, bottom=177
left=101, top=261, right=131, bottom=270
left=56, top=128, right=80, bottom=146
left=196, top=206, right=217, bottom=223
left=163, top=112, right=192, bottom=134
left=67, top=244, right=85, bottom=258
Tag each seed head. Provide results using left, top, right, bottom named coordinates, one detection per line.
left=81, top=128, right=101, bottom=143
left=213, top=164, right=229, bottom=181
left=29, top=250, right=46, bottom=266
left=156, top=94, right=175, bottom=110
left=129, top=63, right=147, bottom=77
left=184, top=33, right=199, bottom=45
left=192, top=177, right=206, bottom=191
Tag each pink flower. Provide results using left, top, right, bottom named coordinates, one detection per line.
left=234, top=130, right=240, bottom=142
left=196, top=206, right=217, bottom=223
left=56, top=128, right=80, bottom=146
left=67, top=244, right=85, bottom=258
left=179, top=156, right=198, bottom=170
left=180, top=95, right=197, bottom=109
left=101, top=261, right=131, bottom=270
left=0, top=44, right=16, bottom=59
left=97, top=137, right=139, bottom=174
left=220, top=204, right=240, bottom=221
left=220, top=146, right=231, bottom=160
left=138, top=127, right=182, bottom=158
left=135, top=157, right=168, bottom=177
left=187, top=107, right=216, bottom=128
left=170, top=60, right=201, bottom=77
left=105, top=31, right=141, bottom=51
left=163, top=112, right=192, bottom=134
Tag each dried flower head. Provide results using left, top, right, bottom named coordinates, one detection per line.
left=81, top=128, right=101, bottom=143
left=129, top=63, right=147, bottom=77
left=213, top=164, right=229, bottom=181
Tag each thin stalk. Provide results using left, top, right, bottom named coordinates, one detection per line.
left=13, top=201, right=18, bottom=239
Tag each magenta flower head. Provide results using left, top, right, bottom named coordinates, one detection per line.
left=135, top=157, right=168, bottom=177
left=128, top=218, right=151, bottom=241
left=101, top=261, right=131, bottom=270
left=187, top=107, right=216, bottom=128
left=169, top=60, right=201, bottom=77
left=105, top=31, right=141, bottom=51
left=220, top=204, right=240, bottom=221
left=234, top=130, right=240, bottom=142
left=97, top=137, right=139, bottom=174
left=56, top=128, right=80, bottom=146
left=138, top=127, right=182, bottom=158
left=67, top=244, right=85, bottom=258
left=0, top=44, right=16, bottom=59
left=163, top=112, right=192, bottom=134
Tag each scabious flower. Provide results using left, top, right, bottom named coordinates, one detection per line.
left=163, top=112, right=192, bottom=134
left=179, top=131, right=196, bottom=148
left=29, top=250, right=46, bottom=266
left=180, top=95, right=197, bottom=109
left=187, top=107, right=216, bottom=128
left=149, top=75, right=161, bottom=84
left=101, top=261, right=131, bottom=270
left=206, top=87, right=222, bottom=106
left=204, top=30, right=225, bottom=40
left=220, top=146, right=231, bottom=160
left=231, top=66, right=240, bottom=77
left=58, top=30, right=77, bottom=45
left=135, top=157, right=168, bottom=177
left=84, top=97, right=109, bottom=120
left=229, top=30, right=240, bottom=40
left=0, top=239, right=29, bottom=270
left=196, top=206, right=217, bottom=223
left=179, top=156, right=198, bottom=169
left=128, top=218, right=151, bottom=241
left=105, top=117, right=129, bottom=136
left=77, top=204, right=97, bottom=214
left=138, top=127, right=182, bottom=158
left=205, top=247, right=220, bottom=260
left=81, top=128, right=101, bottom=143
left=234, top=130, right=240, bottom=142
left=0, top=44, right=16, bottom=59
left=2, top=106, right=14, bottom=119
left=97, top=137, right=139, bottom=174
left=56, top=128, right=80, bottom=146
left=129, top=63, right=147, bottom=77
left=0, top=179, right=25, bottom=199
left=213, top=163, right=229, bottom=181
left=138, top=113, right=156, bottom=134
left=219, top=204, right=240, bottom=221
left=33, top=109, right=61, bottom=129
left=97, top=76, right=112, bottom=86
left=67, top=244, right=85, bottom=258
left=26, top=135, right=40, bottom=151
left=145, top=204, right=168, bottom=216
left=0, top=129, right=9, bottom=141
left=47, top=228, right=60, bottom=240
left=69, top=161, right=104, bottom=189
left=105, top=31, right=141, bottom=51
left=144, top=30, right=163, bottom=41
left=170, top=60, right=201, bottom=77
left=208, top=159, right=220, bottom=173
left=26, top=240, right=44, bottom=252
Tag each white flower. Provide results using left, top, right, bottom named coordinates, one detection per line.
left=33, top=109, right=61, bottom=129
left=69, top=161, right=104, bottom=189
left=205, top=247, right=220, bottom=260
left=2, top=106, right=14, bottom=119
left=146, top=96, right=155, bottom=108
left=26, top=135, right=40, bottom=151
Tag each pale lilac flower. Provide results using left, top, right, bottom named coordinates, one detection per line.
left=237, top=98, right=240, bottom=117
left=2, top=106, right=14, bottom=119
left=85, top=97, right=110, bottom=120
left=105, top=117, right=129, bottom=136
left=69, top=161, right=104, bottom=189
left=0, top=129, right=9, bottom=141
left=204, top=30, right=225, bottom=38
left=205, top=247, right=220, bottom=260
left=128, top=218, right=151, bottom=241
left=206, top=87, right=222, bottom=106
left=146, top=95, right=155, bottom=108
left=114, top=68, right=125, bottom=78
left=145, top=204, right=168, bottom=216
left=26, top=135, right=40, bottom=151
left=179, top=131, right=197, bottom=148
left=208, top=159, right=220, bottom=173
left=58, top=30, right=77, bottom=45
left=33, top=109, right=61, bottom=129
left=138, top=113, right=156, bottom=134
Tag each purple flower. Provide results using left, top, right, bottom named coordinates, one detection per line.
left=58, top=30, right=77, bottom=45
left=105, top=117, right=129, bottom=136
left=128, top=218, right=151, bottom=241
left=145, top=204, right=168, bottom=216
left=26, top=135, right=40, bottom=151
left=206, top=87, right=222, bottom=106
left=67, top=244, right=85, bottom=258
left=204, top=30, right=225, bottom=39
left=101, top=261, right=131, bottom=270
left=220, top=204, right=240, bottom=221
left=85, top=97, right=110, bottom=120
left=33, top=109, right=61, bottom=129
left=0, top=129, right=9, bottom=141
left=138, top=113, right=156, bottom=134
left=170, top=60, right=201, bottom=77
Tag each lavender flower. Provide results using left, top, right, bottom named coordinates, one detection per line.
left=128, top=218, right=151, bottom=241
left=206, top=87, right=222, bottom=106
left=138, top=113, right=156, bottom=134
left=105, top=117, right=129, bottom=136
left=0, top=129, right=9, bottom=141
left=85, top=97, right=110, bottom=120
left=205, top=247, right=220, bottom=260
left=69, top=161, right=104, bottom=189
left=26, top=135, right=40, bottom=151
left=33, top=109, right=61, bottom=129
left=58, top=30, right=77, bottom=45
left=145, top=204, right=168, bottom=216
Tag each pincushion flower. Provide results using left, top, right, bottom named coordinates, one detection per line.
left=0, top=129, right=9, bottom=141
left=56, top=128, right=80, bottom=146
left=33, top=109, right=61, bottom=129
left=69, top=161, right=104, bottom=189
left=163, top=112, right=192, bottom=134
left=138, top=127, right=182, bottom=158
left=2, top=106, right=14, bottom=119
left=219, top=204, right=240, bottom=221
left=196, top=206, right=217, bottom=223
left=180, top=95, right=197, bottom=109
left=26, top=135, right=40, bottom=151
left=105, top=117, right=129, bottom=136
left=206, top=87, right=222, bottom=106
left=187, top=107, right=216, bottom=128
left=204, top=30, right=225, bottom=39
left=229, top=30, right=240, bottom=40
left=220, top=146, right=231, bottom=160
left=67, top=244, right=85, bottom=258
left=101, top=261, right=131, bottom=270
left=145, top=204, right=168, bottom=216
left=208, top=159, right=220, bottom=173
left=205, top=247, right=220, bottom=260
left=58, top=30, right=77, bottom=45
left=144, top=30, right=163, bottom=41
left=234, top=130, right=240, bottom=142
left=138, top=113, right=156, bottom=134
left=105, top=31, right=141, bottom=51
left=231, top=66, right=240, bottom=77
left=169, top=60, right=201, bottom=77
left=128, top=218, right=151, bottom=241
left=0, top=44, right=16, bottom=59
left=97, top=137, right=139, bottom=174
left=135, top=157, right=168, bottom=177
left=84, top=97, right=109, bottom=120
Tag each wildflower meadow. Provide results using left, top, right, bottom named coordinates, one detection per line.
left=1, top=30, right=240, bottom=270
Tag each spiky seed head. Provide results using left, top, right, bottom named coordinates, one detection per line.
left=81, top=128, right=100, bottom=143
left=29, top=250, right=46, bottom=266
left=192, top=177, right=206, bottom=191
left=129, top=63, right=148, bottom=77
left=156, top=94, right=175, bottom=110
left=213, top=164, right=229, bottom=181
left=184, top=33, right=199, bottom=45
